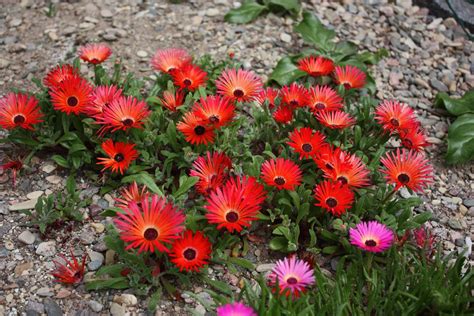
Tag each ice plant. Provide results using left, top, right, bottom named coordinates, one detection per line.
left=192, top=95, right=235, bottom=128
left=190, top=152, right=232, bottom=194
left=43, top=64, right=78, bottom=88
left=215, top=68, right=263, bottom=102
left=316, top=110, right=355, bottom=129
left=169, top=230, right=212, bottom=272
left=268, top=256, right=315, bottom=297
left=413, top=225, right=436, bottom=254
left=0, top=93, right=43, bottom=130
left=225, top=175, right=267, bottom=207
left=177, top=112, right=215, bottom=145
left=51, top=250, right=87, bottom=285
left=280, top=83, right=310, bottom=108
left=380, top=148, right=433, bottom=193
left=115, top=181, right=149, bottom=209
left=334, top=65, right=366, bottom=89
left=298, top=56, right=335, bottom=77
left=78, top=43, right=112, bottom=64
left=399, top=128, right=429, bottom=151
left=349, top=221, right=394, bottom=253
left=171, top=63, right=207, bottom=91
left=0, top=159, right=22, bottom=187
left=86, top=85, right=123, bottom=116
left=261, top=158, right=302, bottom=190
left=216, top=302, right=257, bottom=316
left=375, top=100, right=419, bottom=133
left=150, top=48, right=192, bottom=73
left=254, top=87, right=279, bottom=108
left=324, top=153, right=371, bottom=188
left=114, top=194, right=185, bottom=253
left=49, top=76, right=93, bottom=115
left=287, top=127, right=326, bottom=160
left=314, top=180, right=354, bottom=216
left=98, top=96, right=151, bottom=133
left=273, top=105, right=293, bottom=124
left=158, top=90, right=185, bottom=112
left=97, top=139, right=139, bottom=175
left=307, top=85, right=343, bottom=112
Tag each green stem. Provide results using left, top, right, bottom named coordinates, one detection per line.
left=381, top=187, right=397, bottom=205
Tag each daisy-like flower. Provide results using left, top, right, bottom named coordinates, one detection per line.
left=280, top=83, right=310, bottom=108
left=375, top=100, right=419, bottom=133
left=171, top=63, right=207, bottom=91
left=324, top=153, right=371, bottom=188
left=78, top=43, right=112, bottom=65
left=268, top=256, right=315, bottom=297
left=314, top=180, right=354, bottom=216
left=254, top=87, right=279, bottom=108
left=169, top=230, right=212, bottom=272
left=114, top=194, right=186, bottom=253
left=159, top=90, right=185, bottom=112
left=260, top=158, right=302, bottom=190
left=86, top=85, right=123, bottom=116
left=97, top=139, right=139, bottom=175
left=313, top=144, right=339, bottom=173
left=316, top=110, right=355, bottom=129
left=215, top=68, right=263, bottom=103
left=51, top=250, right=87, bottom=284
left=273, top=105, right=293, bottom=124
left=334, top=65, right=366, bottom=89
left=225, top=175, right=267, bottom=207
left=43, top=64, right=78, bottom=88
left=349, top=221, right=394, bottom=253
left=190, top=152, right=232, bottom=194
left=150, top=48, right=192, bottom=73
left=399, top=128, right=429, bottom=151
left=49, top=76, right=93, bottom=115
left=287, top=127, right=326, bottom=160
left=217, top=302, right=257, bottom=316
left=380, top=148, right=433, bottom=193
left=307, top=86, right=343, bottom=112
left=192, top=95, right=235, bottom=128
left=0, top=93, right=43, bottom=130
left=97, top=96, right=150, bottom=133
left=177, top=112, right=215, bottom=145
left=298, top=56, right=335, bottom=77
left=115, top=181, right=149, bottom=209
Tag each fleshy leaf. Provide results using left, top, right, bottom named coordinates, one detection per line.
left=446, top=114, right=474, bottom=164
left=268, top=56, right=306, bottom=86
left=224, top=0, right=267, bottom=24
left=435, top=90, right=474, bottom=117
left=294, top=11, right=336, bottom=50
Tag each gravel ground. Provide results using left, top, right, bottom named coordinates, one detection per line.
left=0, top=0, right=473, bottom=315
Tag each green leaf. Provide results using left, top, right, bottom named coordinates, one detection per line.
left=121, top=172, right=164, bottom=197
left=412, top=212, right=432, bottom=225
left=435, top=90, right=474, bottom=116
left=294, top=11, right=336, bottom=50
left=228, top=257, right=255, bottom=270
left=51, top=155, right=69, bottom=168
left=269, top=236, right=288, bottom=251
left=85, top=277, right=129, bottom=291
left=268, top=57, right=306, bottom=86
left=224, top=0, right=267, bottom=24
left=173, top=176, right=199, bottom=199
left=269, top=0, right=300, bottom=12
left=446, top=114, right=474, bottom=164
left=201, top=276, right=232, bottom=295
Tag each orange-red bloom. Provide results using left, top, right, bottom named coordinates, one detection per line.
left=375, top=100, right=419, bottom=133
left=86, top=85, right=123, bottom=117
left=261, top=158, right=302, bottom=190
left=280, top=83, right=310, bottom=108
left=98, top=96, right=151, bottom=133
left=115, top=181, right=149, bottom=209
left=334, top=65, right=366, bottom=89
left=287, top=127, right=326, bottom=160
left=190, top=152, right=232, bottom=194
left=0, top=159, right=22, bottom=187
left=192, top=95, right=235, bottom=128
left=159, top=90, right=185, bottom=112
left=324, top=152, right=371, bottom=188
left=316, top=110, right=355, bottom=129
left=114, top=194, right=185, bottom=253
left=97, top=139, right=139, bottom=174
left=314, top=180, right=354, bottom=216
left=0, top=93, right=43, bottom=130
left=298, top=56, right=335, bottom=77
left=308, top=86, right=343, bottom=112
left=151, top=48, right=192, bottom=73
left=380, top=148, right=433, bottom=193
left=43, top=64, right=78, bottom=88
left=171, top=63, right=207, bottom=91
left=215, top=68, right=263, bottom=103
left=170, top=230, right=212, bottom=272
left=177, top=112, right=215, bottom=145
left=273, top=105, right=293, bottom=124
left=399, top=128, right=429, bottom=151
left=51, top=250, right=87, bottom=284
left=49, top=76, right=93, bottom=115
left=254, top=87, right=279, bottom=109
left=78, top=43, right=112, bottom=64
left=226, top=175, right=267, bottom=207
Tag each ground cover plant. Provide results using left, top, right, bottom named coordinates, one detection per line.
left=0, top=10, right=472, bottom=315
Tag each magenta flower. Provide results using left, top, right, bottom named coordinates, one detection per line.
left=216, top=302, right=256, bottom=316
left=349, top=221, right=394, bottom=253
left=268, top=256, right=315, bottom=297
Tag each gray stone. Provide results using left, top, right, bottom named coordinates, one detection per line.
left=136, top=50, right=148, bottom=58
left=0, top=58, right=11, bottom=69
left=18, top=230, right=35, bottom=244
left=448, top=219, right=463, bottom=230
left=463, top=199, right=474, bottom=207
left=206, top=8, right=220, bottom=17
left=9, top=18, right=22, bottom=27
left=113, top=294, right=137, bottom=306
left=256, top=263, right=275, bottom=272
left=36, top=241, right=56, bottom=257
left=37, top=287, right=54, bottom=297
left=44, top=298, right=63, bottom=316
left=109, top=303, right=125, bottom=316
left=9, top=199, right=38, bottom=211
left=430, top=78, right=448, bottom=92
left=100, top=9, right=114, bottom=18
left=26, top=301, right=45, bottom=314
left=46, top=175, right=62, bottom=184
left=280, top=32, right=292, bottom=43
left=87, top=250, right=104, bottom=271
left=88, top=300, right=103, bottom=312
left=27, top=191, right=44, bottom=199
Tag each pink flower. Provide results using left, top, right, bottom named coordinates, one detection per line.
left=349, top=221, right=394, bottom=253
left=217, top=302, right=256, bottom=316
left=268, top=256, right=315, bottom=297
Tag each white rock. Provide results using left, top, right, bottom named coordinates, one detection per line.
left=206, top=8, right=220, bottom=17
left=46, top=175, right=62, bottom=184
left=256, top=263, right=275, bottom=272
left=101, top=9, right=114, bottom=18
left=18, top=230, right=35, bottom=245
left=41, top=164, right=56, bottom=174
left=113, top=294, right=137, bottom=306
left=136, top=50, right=148, bottom=58
left=27, top=191, right=44, bottom=200
left=110, top=302, right=125, bottom=316
left=9, top=199, right=38, bottom=211
left=36, top=241, right=56, bottom=257
left=280, top=32, right=292, bottom=43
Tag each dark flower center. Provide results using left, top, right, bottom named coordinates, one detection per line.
left=337, top=176, right=348, bottom=185
left=274, top=176, right=286, bottom=186
left=91, top=58, right=100, bottom=64
left=343, top=83, right=352, bottom=90
left=233, top=89, right=244, bottom=98
left=390, top=118, right=400, bottom=127
left=67, top=96, right=79, bottom=107
left=194, top=125, right=206, bottom=135
left=73, top=270, right=83, bottom=280
left=226, top=211, right=239, bottom=223
left=325, top=163, right=334, bottom=170
left=302, top=143, right=313, bottom=153
left=122, top=118, right=134, bottom=126
left=144, top=228, right=159, bottom=241
left=183, top=79, right=192, bottom=87
left=114, top=153, right=124, bottom=162
left=403, top=139, right=413, bottom=148
left=326, top=198, right=338, bottom=208
left=397, top=173, right=410, bottom=184
left=289, top=100, right=299, bottom=107
left=311, top=71, right=321, bottom=77
left=365, top=239, right=377, bottom=247
left=183, top=248, right=197, bottom=261
left=209, top=115, right=220, bottom=124
left=315, top=102, right=326, bottom=110
left=286, top=277, right=298, bottom=285
left=13, top=114, right=26, bottom=124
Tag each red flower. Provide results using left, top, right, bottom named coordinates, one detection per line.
left=313, top=144, right=339, bottom=173
left=413, top=225, right=436, bottom=254
left=254, top=87, right=279, bottom=109
left=190, top=152, right=232, bottom=194
left=171, top=63, right=207, bottom=91
left=334, top=65, right=366, bottom=89
left=399, top=128, right=429, bottom=151
left=273, top=105, right=293, bottom=124
left=97, top=139, right=139, bottom=174
left=280, top=83, right=310, bottom=108
left=380, top=149, right=433, bottom=193
left=78, top=43, right=112, bottom=65
left=159, top=90, right=185, bottom=112
left=316, top=110, right=355, bottom=129
left=151, top=48, right=192, bottom=73
left=215, top=68, right=263, bottom=103
left=49, top=76, right=93, bottom=115
left=308, top=86, right=343, bottom=112
left=170, top=230, right=212, bottom=272
left=324, top=152, right=371, bottom=188
left=287, top=127, right=326, bottom=160
left=43, top=64, right=78, bottom=88
left=114, top=194, right=185, bottom=253
left=192, top=95, right=235, bottom=128
left=115, top=181, right=149, bottom=209
left=177, top=112, right=215, bottom=145
left=298, top=56, right=335, bottom=77
left=0, top=159, right=22, bottom=187
left=98, top=96, right=150, bottom=133
left=86, top=85, right=123, bottom=117
left=225, top=175, right=267, bottom=207
left=314, top=180, right=354, bottom=216
left=51, top=250, right=87, bottom=285
left=261, top=158, right=302, bottom=190
left=375, top=100, right=419, bottom=133
left=0, top=93, right=43, bottom=130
